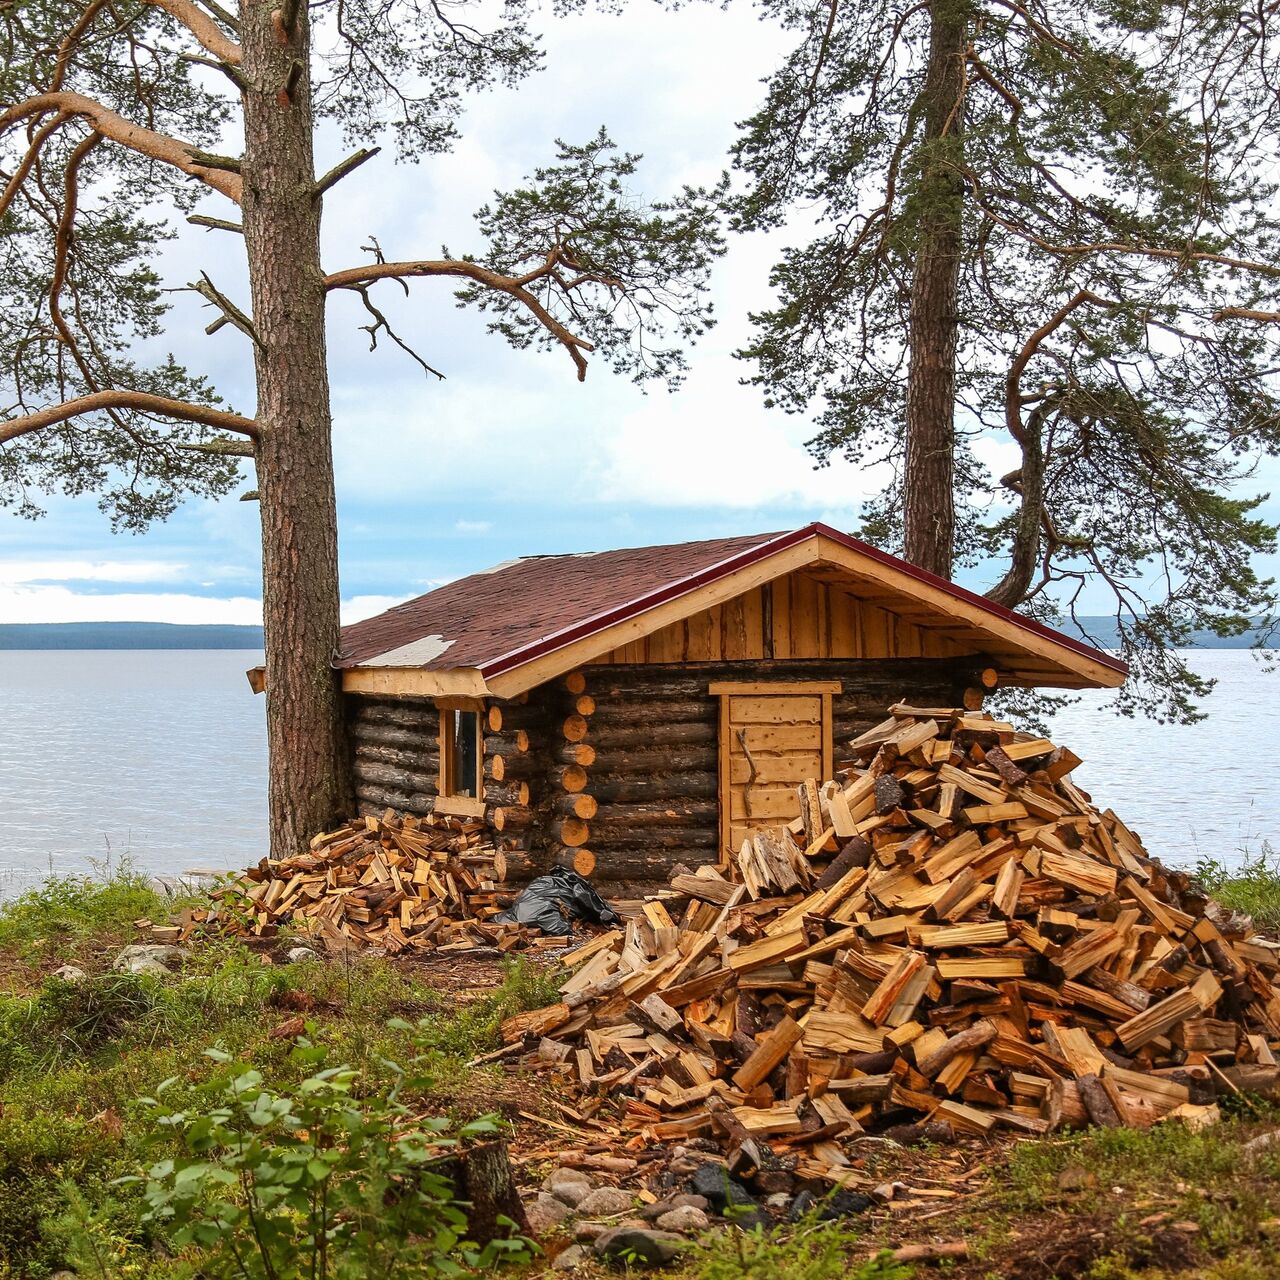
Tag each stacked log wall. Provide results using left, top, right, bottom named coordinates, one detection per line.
left=542, top=658, right=979, bottom=892
left=348, top=696, right=440, bottom=815
left=349, top=656, right=983, bottom=891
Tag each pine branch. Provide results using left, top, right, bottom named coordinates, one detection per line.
left=146, top=0, right=242, bottom=64
left=0, top=93, right=243, bottom=203
left=324, top=257, right=594, bottom=380
left=1, top=392, right=259, bottom=444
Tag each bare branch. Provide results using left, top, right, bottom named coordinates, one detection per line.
left=0, top=93, right=242, bottom=203
left=1, top=391, right=259, bottom=445
left=324, top=258, right=594, bottom=380
left=313, top=146, right=380, bottom=199
left=350, top=284, right=445, bottom=380
left=179, top=51, right=249, bottom=92
left=187, top=272, right=263, bottom=345
left=177, top=436, right=256, bottom=457
left=187, top=213, right=243, bottom=234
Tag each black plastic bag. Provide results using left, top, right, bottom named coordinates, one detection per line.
left=494, top=866, right=620, bottom=937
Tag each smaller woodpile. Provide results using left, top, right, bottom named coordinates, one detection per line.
left=504, top=707, right=1280, bottom=1181
left=174, top=811, right=556, bottom=954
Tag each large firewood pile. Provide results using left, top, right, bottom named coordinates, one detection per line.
left=504, top=707, right=1280, bottom=1178
left=175, top=811, right=554, bottom=954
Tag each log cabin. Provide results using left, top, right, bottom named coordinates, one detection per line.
left=257, top=523, right=1127, bottom=891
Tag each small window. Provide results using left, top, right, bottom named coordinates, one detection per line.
left=440, top=708, right=482, bottom=799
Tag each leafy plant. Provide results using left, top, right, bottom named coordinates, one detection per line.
left=124, top=1033, right=531, bottom=1279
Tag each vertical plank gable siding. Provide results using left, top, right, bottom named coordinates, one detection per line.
left=590, top=572, right=970, bottom=665
left=347, top=659, right=975, bottom=890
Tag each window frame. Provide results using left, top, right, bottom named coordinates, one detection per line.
left=436, top=700, right=486, bottom=818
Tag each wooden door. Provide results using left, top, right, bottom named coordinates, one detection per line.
left=711, top=681, right=841, bottom=861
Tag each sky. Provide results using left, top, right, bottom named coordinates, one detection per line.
left=3, top=2, right=1278, bottom=629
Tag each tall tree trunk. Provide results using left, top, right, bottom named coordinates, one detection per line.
left=241, top=0, right=351, bottom=855
left=902, top=0, right=966, bottom=579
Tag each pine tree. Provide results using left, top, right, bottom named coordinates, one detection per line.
left=1, top=0, right=724, bottom=851
left=732, top=0, right=1280, bottom=719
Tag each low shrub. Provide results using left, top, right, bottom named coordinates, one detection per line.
left=1195, top=842, right=1280, bottom=935
left=124, top=1033, right=532, bottom=1279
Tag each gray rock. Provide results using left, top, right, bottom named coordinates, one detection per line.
left=285, top=946, right=320, bottom=964
left=765, top=1193, right=792, bottom=1210
left=112, top=944, right=188, bottom=975
left=524, top=1192, right=571, bottom=1235
left=51, top=965, right=87, bottom=983
left=594, top=1227, right=685, bottom=1266
left=576, top=1187, right=634, bottom=1217
left=574, top=1221, right=612, bottom=1242
left=545, top=1167, right=595, bottom=1206
left=552, top=1244, right=589, bottom=1270
left=641, top=1194, right=708, bottom=1221
left=655, top=1205, right=709, bottom=1234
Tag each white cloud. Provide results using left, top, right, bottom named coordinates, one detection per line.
left=454, top=519, right=493, bottom=534
left=0, top=584, right=262, bottom=625
left=1, top=586, right=419, bottom=627
left=590, top=370, right=891, bottom=512
left=340, top=594, right=414, bottom=624
left=0, top=558, right=189, bottom=585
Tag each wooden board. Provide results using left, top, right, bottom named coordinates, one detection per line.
left=717, top=687, right=832, bottom=861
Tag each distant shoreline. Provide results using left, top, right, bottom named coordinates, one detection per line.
left=0, top=622, right=263, bottom=650
left=1, top=619, right=1271, bottom=651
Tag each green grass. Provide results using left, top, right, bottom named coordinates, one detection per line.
left=0, top=866, right=563, bottom=1279
left=677, top=1210, right=909, bottom=1280
left=993, top=1112, right=1280, bottom=1277
left=0, top=859, right=200, bottom=965
left=1194, top=842, right=1280, bottom=934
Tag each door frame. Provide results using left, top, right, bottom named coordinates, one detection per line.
left=709, top=680, right=842, bottom=865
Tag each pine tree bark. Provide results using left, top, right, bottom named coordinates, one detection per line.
left=902, top=0, right=967, bottom=579
left=241, top=0, right=352, bottom=855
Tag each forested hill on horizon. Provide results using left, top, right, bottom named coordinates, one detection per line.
left=0, top=619, right=1272, bottom=651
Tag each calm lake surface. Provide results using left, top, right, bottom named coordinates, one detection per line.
left=0, top=648, right=1275, bottom=899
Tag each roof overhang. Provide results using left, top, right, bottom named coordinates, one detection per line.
left=329, top=524, right=1126, bottom=701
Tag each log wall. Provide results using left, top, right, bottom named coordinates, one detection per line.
left=538, top=658, right=979, bottom=892
left=347, top=656, right=981, bottom=895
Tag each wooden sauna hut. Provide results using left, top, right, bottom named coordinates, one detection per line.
left=326, top=524, right=1127, bottom=890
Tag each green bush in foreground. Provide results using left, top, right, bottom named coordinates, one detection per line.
left=121, top=1033, right=532, bottom=1280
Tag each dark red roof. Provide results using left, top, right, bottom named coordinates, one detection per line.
left=337, top=523, right=1127, bottom=681
left=337, top=530, right=781, bottom=670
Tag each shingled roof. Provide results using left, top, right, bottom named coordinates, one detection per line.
left=333, top=524, right=1127, bottom=698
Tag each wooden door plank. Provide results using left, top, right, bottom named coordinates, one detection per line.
left=733, top=723, right=825, bottom=753
left=728, top=695, right=823, bottom=724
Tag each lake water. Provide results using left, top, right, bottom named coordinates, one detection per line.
left=0, top=648, right=1275, bottom=899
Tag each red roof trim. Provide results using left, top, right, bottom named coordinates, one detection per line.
left=477, top=522, right=1127, bottom=680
